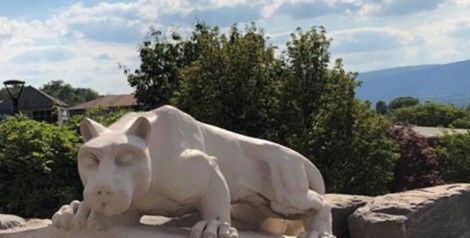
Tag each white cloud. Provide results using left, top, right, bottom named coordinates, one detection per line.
left=94, top=52, right=117, bottom=61
left=8, top=46, right=76, bottom=63
left=331, top=27, right=420, bottom=54
left=455, top=0, right=470, bottom=7
left=1, top=0, right=470, bottom=94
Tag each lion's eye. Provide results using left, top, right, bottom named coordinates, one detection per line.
left=83, top=154, right=99, bottom=167
left=116, top=152, right=134, bottom=166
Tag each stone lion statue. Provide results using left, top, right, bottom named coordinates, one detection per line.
left=52, top=105, right=334, bottom=238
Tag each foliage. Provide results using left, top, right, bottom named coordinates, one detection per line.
left=435, top=132, right=470, bottom=183
left=388, top=125, right=443, bottom=192
left=124, top=27, right=200, bottom=110
left=375, top=100, right=388, bottom=115
left=450, top=115, right=470, bottom=129
left=333, top=101, right=398, bottom=195
left=0, top=115, right=82, bottom=218
left=391, top=102, right=467, bottom=127
left=279, top=26, right=336, bottom=149
left=388, top=96, right=419, bottom=110
left=0, top=88, right=8, bottom=99
left=65, top=107, right=132, bottom=133
left=40, top=80, right=100, bottom=106
left=173, top=23, right=282, bottom=139
left=278, top=28, right=397, bottom=195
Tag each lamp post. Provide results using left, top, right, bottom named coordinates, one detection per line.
left=3, top=80, right=25, bottom=114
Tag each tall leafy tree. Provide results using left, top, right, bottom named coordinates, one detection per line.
left=124, top=26, right=202, bottom=110
left=279, top=27, right=332, bottom=147
left=375, top=100, right=388, bottom=115
left=435, top=133, right=470, bottom=183
left=388, top=96, right=419, bottom=111
left=40, top=80, right=99, bottom=106
left=278, top=27, right=396, bottom=194
left=391, top=102, right=467, bottom=127
left=174, top=23, right=282, bottom=139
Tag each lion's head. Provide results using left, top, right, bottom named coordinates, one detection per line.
left=77, top=116, right=152, bottom=216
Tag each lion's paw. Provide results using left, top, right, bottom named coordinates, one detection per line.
left=52, top=200, right=100, bottom=231
left=190, top=220, right=238, bottom=238
left=298, top=231, right=336, bottom=238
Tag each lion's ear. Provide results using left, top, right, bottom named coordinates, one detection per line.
left=80, top=117, right=109, bottom=142
left=127, top=117, right=151, bottom=142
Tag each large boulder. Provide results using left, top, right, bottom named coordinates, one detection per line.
left=325, top=194, right=372, bottom=238
left=348, top=184, right=470, bottom=238
left=0, top=214, right=25, bottom=230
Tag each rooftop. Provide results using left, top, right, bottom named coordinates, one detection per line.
left=67, top=94, right=137, bottom=110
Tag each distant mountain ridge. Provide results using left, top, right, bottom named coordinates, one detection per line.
left=356, top=59, right=470, bottom=106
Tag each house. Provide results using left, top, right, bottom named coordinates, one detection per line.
left=0, top=86, right=67, bottom=123
left=67, top=94, right=138, bottom=116
left=394, top=125, right=469, bottom=146
left=410, top=126, right=469, bottom=140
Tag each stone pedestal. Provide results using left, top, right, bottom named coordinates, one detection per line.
left=0, top=218, right=293, bottom=238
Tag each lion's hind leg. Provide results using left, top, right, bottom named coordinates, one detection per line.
left=263, top=148, right=334, bottom=238
left=266, top=150, right=323, bottom=216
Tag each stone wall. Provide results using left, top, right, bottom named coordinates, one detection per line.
left=349, top=183, right=470, bottom=238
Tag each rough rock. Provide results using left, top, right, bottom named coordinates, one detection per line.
left=0, top=214, right=26, bottom=230
left=348, top=184, right=470, bottom=238
left=325, top=194, right=372, bottom=238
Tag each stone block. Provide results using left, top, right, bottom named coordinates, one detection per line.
left=348, top=184, right=470, bottom=238
left=325, top=194, right=372, bottom=238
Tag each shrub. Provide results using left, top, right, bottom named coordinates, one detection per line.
left=388, top=125, right=443, bottom=192
left=65, top=107, right=132, bottom=133
left=450, top=116, right=470, bottom=129
left=435, top=133, right=470, bottom=183
left=388, top=96, right=419, bottom=111
left=0, top=115, right=82, bottom=218
left=391, top=102, right=467, bottom=127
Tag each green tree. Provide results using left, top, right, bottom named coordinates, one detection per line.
left=435, top=132, right=470, bottom=183
left=391, top=102, right=467, bottom=127
left=375, top=100, right=388, bottom=115
left=40, top=80, right=99, bottom=106
left=279, top=26, right=333, bottom=148
left=388, top=96, right=419, bottom=111
left=346, top=101, right=398, bottom=194
left=278, top=27, right=396, bottom=195
left=0, top=88, right=8, bottom=99
left=0, top=116, right=82, bottom=217
left=124, top=26, right=202, bottom=110
left=450, top=115, right=470, bottom=129
left=174, top=23, right=282, bottom=139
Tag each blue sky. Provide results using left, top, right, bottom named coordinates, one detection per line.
left=0, top=0, right=469, bottom=94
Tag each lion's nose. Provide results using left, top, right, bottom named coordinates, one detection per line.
left=94, top=185, right=113, bottom=196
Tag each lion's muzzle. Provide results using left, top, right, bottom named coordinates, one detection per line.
left=84, top=183, right=132, bottom=216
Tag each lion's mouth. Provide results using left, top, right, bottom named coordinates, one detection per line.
left=84, top=190, right=131, bottom=217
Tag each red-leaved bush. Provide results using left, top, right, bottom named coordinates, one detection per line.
left=388, top=125, right=443, bottom=192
